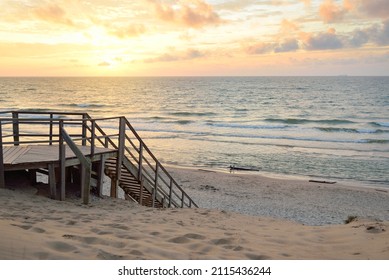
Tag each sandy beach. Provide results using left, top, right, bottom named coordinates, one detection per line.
left=0, top=167, right=388, bottom=260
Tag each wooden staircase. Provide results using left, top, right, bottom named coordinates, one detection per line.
left=0, top=111, right=198, bottom=208
left=104, top=157, right=163, bottom=208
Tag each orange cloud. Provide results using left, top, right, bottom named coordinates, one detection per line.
left=32, top=3, right=75, bottom=26
left=319, top=0, right=348, bottom=23
left=280, top=19, right=300, bottom=34
left=148, top=0, right=222, bottom=28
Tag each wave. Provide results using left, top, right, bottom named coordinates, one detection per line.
left=169, top=111, right=217, bottom=117
left=316, top=127, right=389, bottom=134
left=265, top=118, right=355, bottom=125
left=361, top=139, right=389, bottom=144
left=136, top=127, right=389, bottom=145
left=62, top=103, right=106, bottom=108
left=206, top=122, right=288, bottom=130
left=371, top=122, right=389, bottom=128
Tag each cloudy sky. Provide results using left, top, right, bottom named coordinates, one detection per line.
left=1, top=0, right=388, bottom=76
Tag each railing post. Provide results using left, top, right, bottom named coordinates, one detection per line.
left=152, top=163, right=159, bottom=208
left=168, top=178, right=173, bottom=208
left=181, top=192, right=185, bottom=208
left=49, top=113, right=53, bottom=145
left=138, top=142, right=143, bottom=180
left=139, top=177, right=144, bottom=206
left=12, top=112, right=19, bottom=146
left=112, top=117, right=125, bottom=198
left=59, top=120, right=66, bottom=201
left=0, top=120, right=5, bottom=188
left=82, top=113, right=87, bottom=146
left=90, top=120, right=95, bottom=157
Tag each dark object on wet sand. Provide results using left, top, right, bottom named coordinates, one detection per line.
left=309, top=180, right=336, bottom=184
left=229, top=165, right=260, bottom=172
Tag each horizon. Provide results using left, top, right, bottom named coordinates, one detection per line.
left=1, top=1, right=388, bottom=76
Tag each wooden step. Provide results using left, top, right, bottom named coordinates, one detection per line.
left=104, top=158, right=164, bottom=208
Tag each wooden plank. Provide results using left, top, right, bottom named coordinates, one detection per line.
left=8, top=146, right=31, bottom=164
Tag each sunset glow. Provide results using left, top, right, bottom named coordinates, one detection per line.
left=1, top=0, right=388, bottom=76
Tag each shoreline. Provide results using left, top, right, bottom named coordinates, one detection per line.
left=165, top=163, right=389, bottom=191
left=164, top=164, right=389, bottom=226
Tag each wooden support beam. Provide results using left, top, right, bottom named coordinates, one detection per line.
left=48, top=164, right=56, bottom=199
left=59, top=121, right=66, bottom=201
left=81, top=162, right=91, bottom=204
left=0, top=121, right=5, bottom=188
left=110, top=177, right=117, bottom=198
left=96, top=154, right=106, bottom=197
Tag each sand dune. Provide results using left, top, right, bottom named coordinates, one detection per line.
left=1, top=168, right=388, bottom=260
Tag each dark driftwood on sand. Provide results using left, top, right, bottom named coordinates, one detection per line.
left=229, top=165, right=260, bottom=172
left=309, top=180, right=336, bottom=184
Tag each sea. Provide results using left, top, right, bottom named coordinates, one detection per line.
left=1, top=76, right=388, bottom=188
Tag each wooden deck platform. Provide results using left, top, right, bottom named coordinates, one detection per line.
left=3, top=145, right=116, bottom=170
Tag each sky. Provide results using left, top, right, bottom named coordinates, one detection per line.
left=0, top=0, right=389, bottom=76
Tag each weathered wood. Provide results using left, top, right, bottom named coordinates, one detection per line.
left=168, top=178, right=173, bottom=208
left=113, top=117, right=125, bottom=198
left=82, top=113, right=87, bottom=146
left=59, top=121, right=66, bottom=201
left=48, top=164, right=56, bottom=199
left=309, top=180, right=336, bottom=184
left=153, top=163, right=159, bottom=208
left=96, top=154, right=107, bottom=197
left=138, top=142, right=143, bottom=180
left=0, top=121, right=4, bottom=188
left=1, top=110, right=198, bottom=208
left=12, top=112, right=19, bottom=146
left=81, top=162, right=91, bottom=204
left=139, top=177, right=144, bottom=206
left=90, top=120, right=95, bottom=157
left=49, top=113, right=53, bottom=145
left=110, top=176, right=117, bottom=198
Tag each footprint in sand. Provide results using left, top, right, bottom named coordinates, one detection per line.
left=91, top=227, right=113, bottom=235
left=168, top=236, right=191, bottom=244
left=130, top=250, right=143, bottom=256
left=211, top=238, right=234, bottom=245
left=47, top=241, right=77, bottom=253
left=31, top=227, right=46, bottom=233
left=97, top=249, right=124, bottom=260
left=245, top=253, right=270, bottom=260
left=11, top=223, right=32, bottom=230
left=184, top=233, right=206, bottom=240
